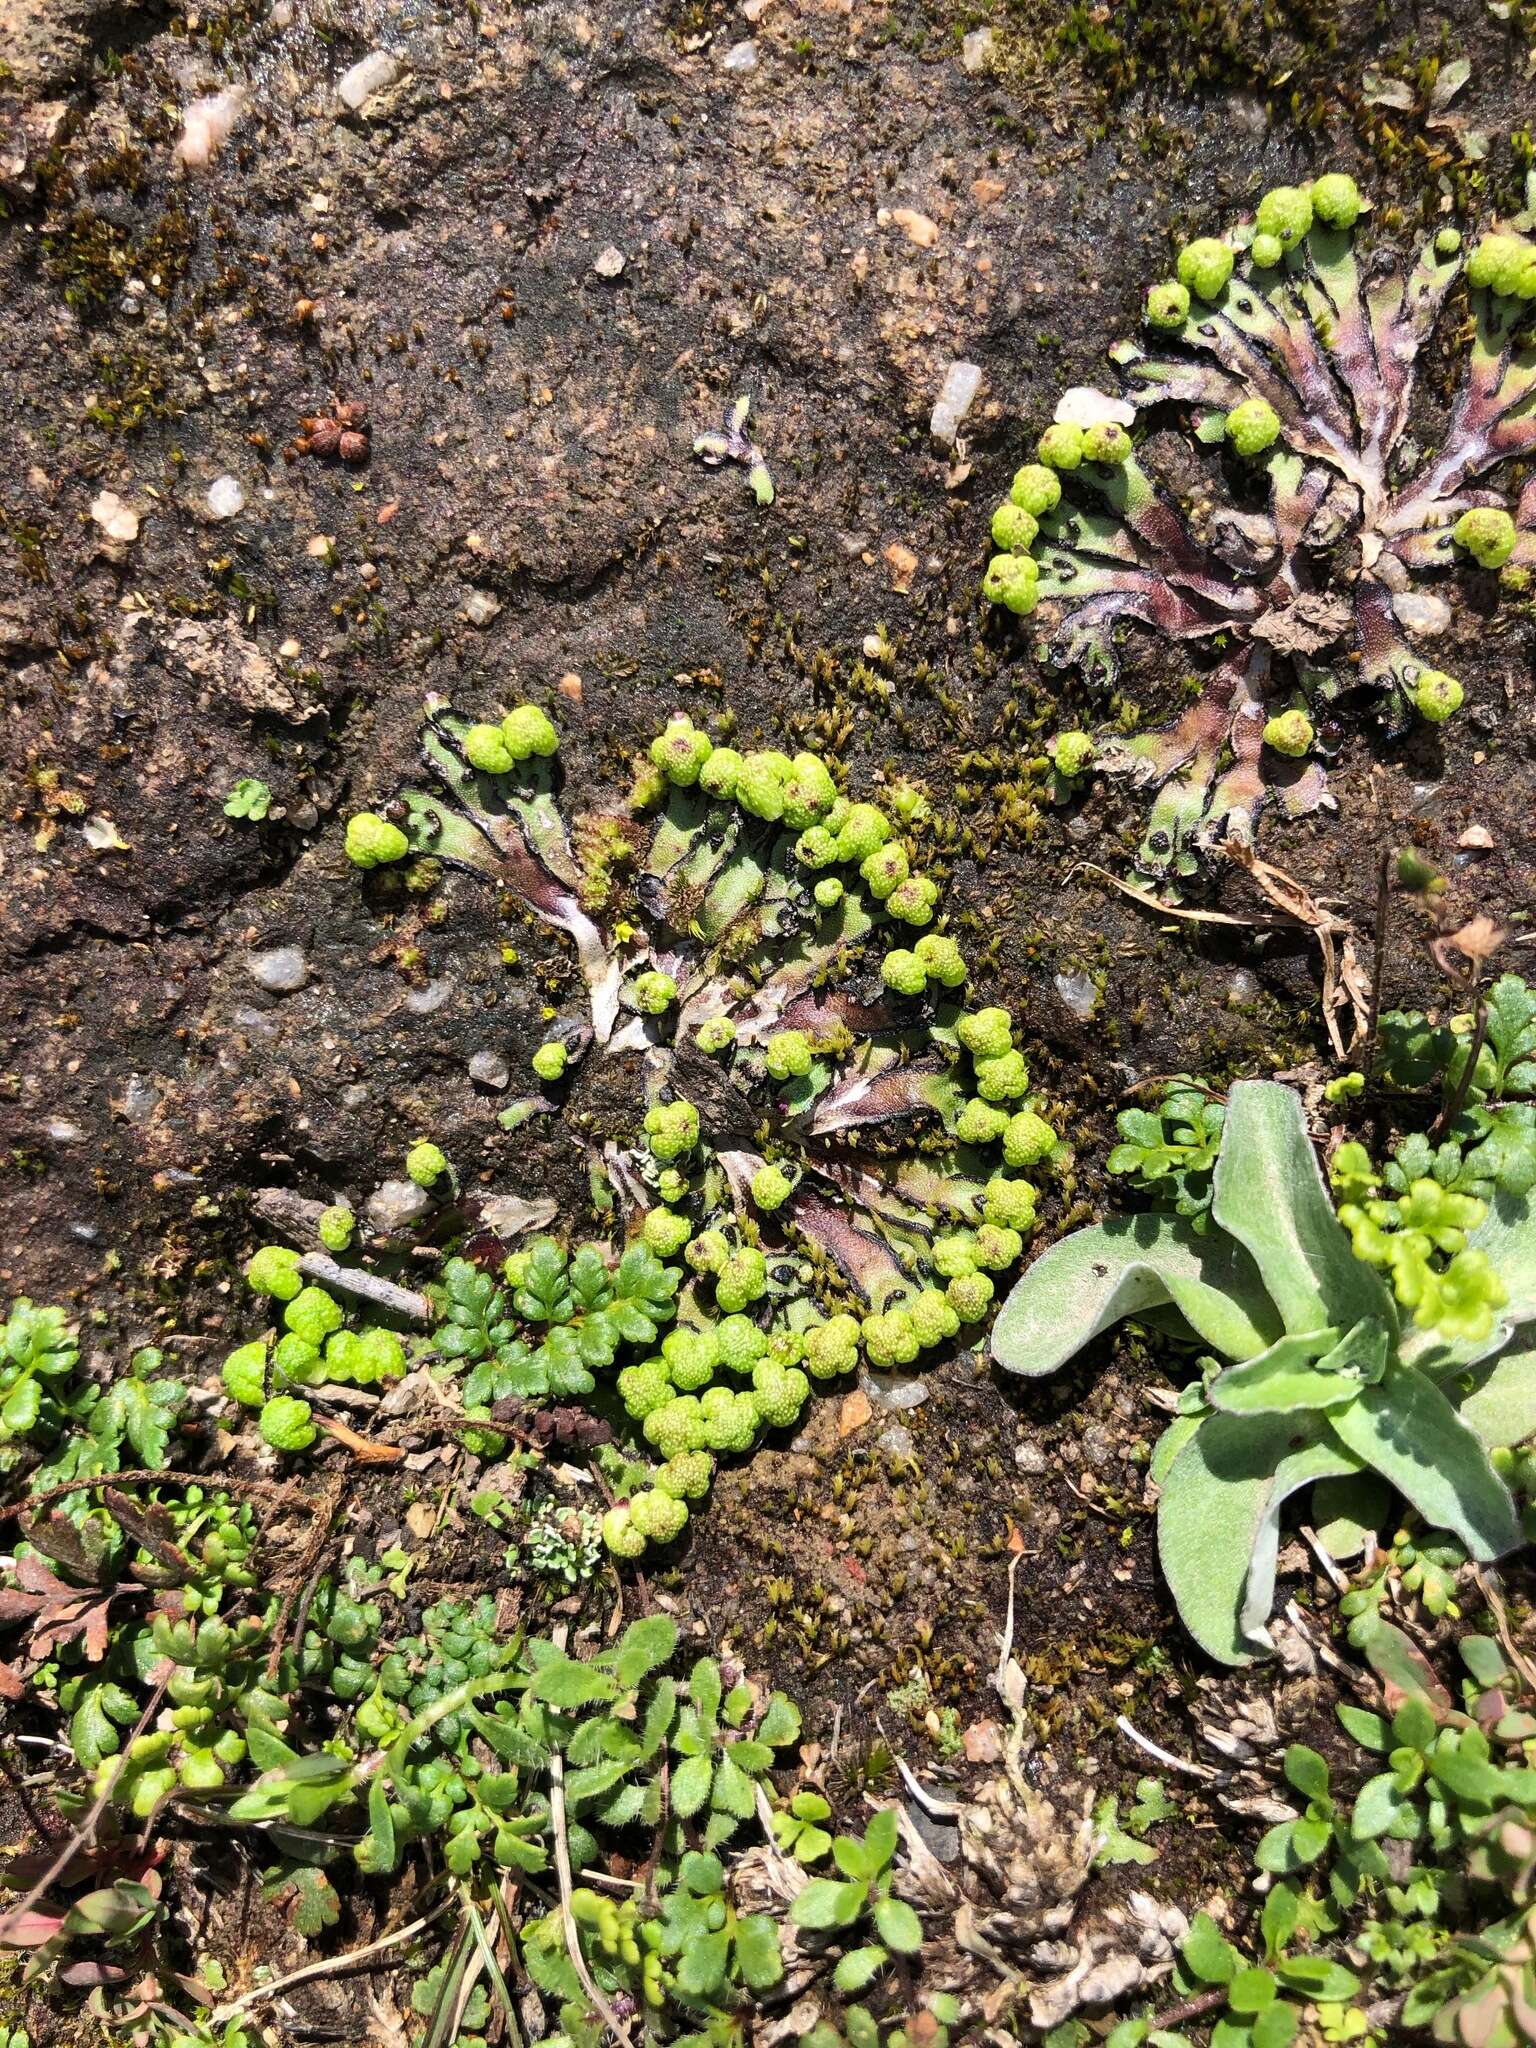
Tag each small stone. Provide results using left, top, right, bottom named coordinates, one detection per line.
left=115, top=1075, right=160, bottom=1123
left=366, top=1178, right=434, bottom=1233
left=1054, top=968, right=1098, bottom=1020
left=1015, top=1440, right=1047, bottom=1475
left=463, top=589, right=502, bottom=627
left=47, top=1120, right=85, bottom=1144
left=593, top=244, right=625, bottom=279
left=961, top=26, right=994, bottom=73
left=405, top=978, right=454, bottom=1015
left=1228, top=968, right=1260, bottom=1005
left=90, top=489, right=139, bottom=543
left=877, top=1423, right=914, bottom=1458
left=1055, top=385, right=1136, bottom=431
left=207, top=474, right=246, bottom=520
left=245, top=945, right=309, bottom=994
left=886, top=206, right=939, bottom=248
left=721, top=38, right=758, bottom=71
left=859, top=1369, right=929, bottom=1413
left=930, top=361, right=982, bottom=448
left=468, top=1049, right=510, bottom=1090
left=1458, top=824, right=1495, bottom=850
left=338, top=51, right=402, bottom=110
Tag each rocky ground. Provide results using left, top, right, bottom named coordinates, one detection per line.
left=2, top=0, right=1535, bottom=2035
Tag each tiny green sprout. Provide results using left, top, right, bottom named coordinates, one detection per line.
left=701, top=1383, right=760, bottom=1449
left=500, top=704, right=559, bottom=759
left=888, top=779, right=930, bottom=824
left=914, top=933, right=967, bottom=986
left=1037, top=420, right=1085, bottom=470
left=886, top=875, right=938, bottom=926
left=1082, top=420, right=1132, bottom=465
left=532, top=1040, right=569, bottom=1082
left=862, top=1308, right=920, bottom=1367
left=751, top=1163, right=794, bottom=1211
left=1255, top=183, right=1313, bottom=250
left=804, top=1313, right=860, bottom=1378
left=344, top=812, right=409, bottom=868
left=601, top=1502, right=647, bottom=1557
left=860, top=842, right=908, bottom=899
left=224, top=776, right=271, bottom=820
left=773, top=1789, right=834, bottom=1863
left=716, top=1247, right=768, bottom=1312
left=1227, top=397, right=1282, bottom=456
left=222, top=1340, right=268, bottom=1407
left=246, top=1244, right=302, bottom=1301
left=1414, top=669, right=1464, bottom=723
left=698, top=743, right=743, bottom=798
left=957, top=1098, right=1009, bottom=1144
left=795, top=824, right=838, bottom=869
left=765, top=1029, right=813, bottom=1081
left=1145, top=279, right=1190, bottom=329
left=975, top=1050, right=1030, bottom=1102
left=406, top=1141, right=449, bottom=1188
left=881, top=948, right=927, bottom=996
left=284, top=1285, right=344, bottom=1347
left=753, top=1359, right=810, bottom=1427
left=687, top=1228, right=730, bottom=1274
left=1436, top=226, right=1463, bottom=257
left=1250, top=231, right=1284, bottom=269
left=259, top=1394, right=316, bottom=1453
left=717, top=1315, right=768, bottom=1371
left=1049, top=730, right=1095, bottom=778
left=835, top=802, right=891, bottom=861
left=317, top=1204, right=354, bottom=1252
left=1263, top=708, right=1315, bottom=756
left=695, top=1015, right=737, bottom=1054
left=650, top=716, right=713, bottom=787
left=814, top=876, right=844, bottom=910
left=736, top=749, right=793, bottom=820
left=463, top=722, right=515, bottom=773
left=644, top=1098, right=701, bottom=1160
left=634, top=968, right=678, bottom=1015
left=947, top=1270, right=994, bottom=1321
left=1311, top=171, right=1363, bottom=229
left=973, top=1223, right=1023, bottom=1270
left=1009, top=462, right=1062, bottom=515
left=782, top=752, right=837, bottom=828
left=642, top=1208, right=693, bottom=1257
left=991, top=501, right=1038, bottom=553
left=658, top=1447, right=714, bottom=1498
left=1466, top=230, right=1535, bottom=297
left=957, top=1007, right=1013, bottom=1061
left=1177, top=236, right=1234, bottom=302
left=981, top=552, right=1039, bottom=614
left=1324, top=1072, right=1365, bottom=1104
left=1002, top=1110, right=1056, bottom=1167
left=1453, top=506, right=1518, bottom=570
left=985, top=1174, right=1039, bottom=1232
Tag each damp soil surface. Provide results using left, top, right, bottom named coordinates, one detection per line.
left=3, top=0, right=1536, bottom=2035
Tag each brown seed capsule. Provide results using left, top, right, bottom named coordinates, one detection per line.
left=338, top=429, right=368, bottom=464
left=335, top=401, right=369, bottom=429
left=307, top=417, right=342, bottom=457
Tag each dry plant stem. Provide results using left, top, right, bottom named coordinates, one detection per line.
left=210, top=1894, right=458, bottom=2022
left=296, top=1251, right=433, bottom=1325
left=1430, top=999, right=1489, bottom=1142
left=550, top=1749, right=635, bottom=2048
left=1365, top=844, right=1393, bottom=1058
left=0, top=1674, right=169, bottom=1942
left=266, top=1470, right=349, bottom=1681
left=1153, top=1986, right=1229, bottom=2028
left=1115, top=1714, right=1221, bottom=1782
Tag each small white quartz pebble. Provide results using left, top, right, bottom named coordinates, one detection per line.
left=207, top=474, right=246, bottom=520
left=174, top=89, right=247, bottom=169
left=338, top=52, right=402, bottom=110
left=930, top=361, right=982, bottom=447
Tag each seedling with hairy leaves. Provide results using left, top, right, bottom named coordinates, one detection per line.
left=992, top=1080, right=1536, bottom=1661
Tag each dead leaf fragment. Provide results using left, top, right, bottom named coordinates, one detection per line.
left=82, top=815, right=131, bottom=852
left=883, top=541, right=918, bottom=593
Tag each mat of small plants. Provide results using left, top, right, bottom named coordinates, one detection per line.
left=5, top=4, right=1536, bottom=2048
